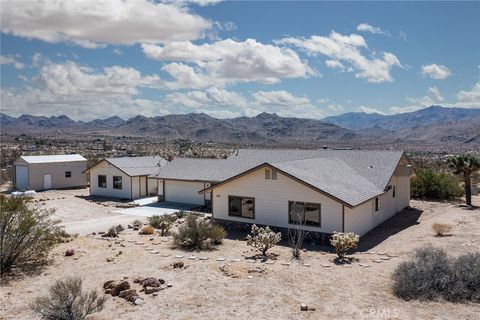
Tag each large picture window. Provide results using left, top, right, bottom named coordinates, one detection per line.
left=98, top=175, right=107, bottom=188
left=288, top=201, right=321, bottom=227
left=228, top=196, right=255, bottom=219
left=113, top=176, right=122, bottom=190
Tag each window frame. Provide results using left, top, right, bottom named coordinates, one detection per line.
left=98, top=175, right=107, bottom=188
left=113, top=176, right=123, bottom=190
left=228, top=195, right=255, bottom=219
left=65, top=171, right=72, bottom=178
left=265, top=168, right=271, bottom=180
left=288, top=201, right=321, bottom=227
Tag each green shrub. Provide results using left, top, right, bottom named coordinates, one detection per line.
left=174, top=210, right=187, bottom=219
left=392, top=245, right=480, bottom=302
left=148, top=215, right=176, bottom=236
left=173, top=216, right=226, bottom=250
left=0, top=195, right=63, bottom=275
left=411, top=168, right=464, bottom=200
left=246, top=224, right=282, bottom=256
left=32, top=277, right=106, bottom=320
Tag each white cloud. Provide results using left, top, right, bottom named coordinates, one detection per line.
left=143, top=39, right=314, bottom=87
left=456, top=81, right=480, bottom=107
left=398, top=31, right=408, bottom=42
left=0, top=0, right=211, bottom=48
left=277, top=32, right=402, bottom=83
left=0, top=55, right=24, bottom=69
left=253, top=90, right=310, bottom=106
left=421, top=64, right=451, bottom=80
left=357, top=106, right=385, bottom=114
left=356, top=23, right=388, bottom=35
left=428, top=86, right=444, bottom=102
left=325, top=60, right=346, bottom=70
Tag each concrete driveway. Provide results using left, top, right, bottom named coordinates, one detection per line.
left=112, top=201, right=196, bottom=217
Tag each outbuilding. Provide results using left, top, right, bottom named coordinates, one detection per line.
left=13, top=154, right=88, bottom=191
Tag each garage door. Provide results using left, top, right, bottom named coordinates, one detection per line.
left=165, top=180, right=205, bottom=205
left=15, top=165, right=28, bottom=190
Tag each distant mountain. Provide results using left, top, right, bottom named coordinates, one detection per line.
left=323, top=106, right=480, bottom=144
left=1, top=106, right=478, bottom=146
left=0, top=112, right=354, bottom=144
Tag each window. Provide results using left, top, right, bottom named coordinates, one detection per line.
left=375, top=197, right=380, bottom=211
left=265, top=169, right=271, bottom=180
left=288, top=201, right=321, bottom=227
left=98, top=175, right=107, bottom=188
left=65, top=171, right=71, bottom=178
left=272, top=169, right=277, bottom=180
left=113, top=176, right=122, bottom=190
left=228, top=196, right=255, bottom=219
left=392, top=186, right=396, bottom=198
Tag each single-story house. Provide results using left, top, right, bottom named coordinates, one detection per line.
left=84, top=149, right=412, bottom=236
left=13, top=154, right=88, bottom=191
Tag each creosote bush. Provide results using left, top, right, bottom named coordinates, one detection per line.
left=246, top=224, right=282, bottom=256
left=173, top=215, right=226, bottom=250
left=432, top=223, right=452, bottom=237
left=32, top=277, right=106, bottom=320
left=148, top=215, right=176, bottom=236
left=0, top=195, right=63, bottom=275
left=392, top=245, right=480, bottom=302
left=411, top=168, right=463, bottom=200
left=330, top=232, right=359, bottom=259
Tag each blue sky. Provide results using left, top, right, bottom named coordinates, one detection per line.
left=1, top=0, right=479, bottom=121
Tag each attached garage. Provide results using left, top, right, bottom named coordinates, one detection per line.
left=164, top=180, right=206, bottom=206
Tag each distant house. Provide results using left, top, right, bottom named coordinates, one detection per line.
left=13, top=154, right=87, bottom=191
left=84, top=149, right=412, bottom=236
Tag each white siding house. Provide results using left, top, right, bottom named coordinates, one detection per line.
left=13, top=154, right=87, bottom=191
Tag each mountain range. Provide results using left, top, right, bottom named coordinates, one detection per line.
left=1, top=106, right=479, bottom=146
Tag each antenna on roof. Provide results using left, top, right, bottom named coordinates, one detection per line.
left=155, top=159, right=162, bottom=176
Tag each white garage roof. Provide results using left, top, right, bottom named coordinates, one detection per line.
left=20, top=154, right=87, bottom=164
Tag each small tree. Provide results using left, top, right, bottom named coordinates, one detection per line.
left=246, top=224, right=281, bottom=256
left=411, top=168, right=463, bottom=200
left=0, top=195, right=63, bottom=275
left=32, top=277, right=106, bottom=320
left=288, top=209, right=307, bottom=260
left=330, top=232, right=359, bottom=260
left=447, top=154, right=480, bottom=206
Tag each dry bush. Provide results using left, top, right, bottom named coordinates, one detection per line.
left=139, top=226, right=155, bottom=235
left=392, top=246, right=480, bottom=302
left=0, top=195, right=63, bottom=275
left=148, top=215, right=176, bottom=236
left=32, top=277, right=105, bottom=320
left=330, top=232, right=359, bottom=259
left=432, top=223, right=452, bottom=236
left=173, top=215, right=226, bottom=250
left=246, top=224, right=282, bottom=256
left=132, top=219, right=143, bottom=228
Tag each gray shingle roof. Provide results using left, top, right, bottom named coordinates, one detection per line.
left=106, top=156, right=167, bottom=176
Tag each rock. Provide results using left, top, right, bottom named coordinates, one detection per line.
left=65, top=249, right=75, bottom=256
left=301, top=303, right=308, bottom=311
left=144, top=287, right=160, bottom=294
left=303, top=263, right=311, bottom=267
left=174, top=255, right=184, bottom=259
left=118, top=289, right=137, bottom=299
left=140, top=277, right=161, bottom=288
left=216, top=257, right=226, bottom=261
left=134, top=298, right=144, bottom=305
left=188, top=256, right=197, bottom=260
left=111, top=281, right=130, bottom=296
left=167, top=284, right=173, bottom=288
left=103, top=280, right=116, bottom=289
left=158, top=278, right=165, bottom=284
left=127, top=224, right=133, bottom=229
left=153, top=292, right=158, bottom=297
left=173, top=261, right=184, bottom=269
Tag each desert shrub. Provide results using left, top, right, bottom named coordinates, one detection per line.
left=0, top=195, right=63, bottom=275
left=392, top=245, right=452, bottom=301
left=148, top=215, right=175, bottom=236
left=102, top=226, right=118, bottom=238
left=447, top=252, right=480, bottom=302
left=173, top=215, right=226, bottom=250
left=132, top=219, right=143, bottom=227
left=246, top=224, right=281, bottom=256
left=139, top=226, right=155, bottom=235
left=330, top=232, right=359, bottom=259
left=411, top=168, right=464, bottom=200
left=174, top=210, right=187, bottom=219
left=114, top=225, right=124, bottom=233
left=432, top=223, right=451, bottom=236
left=32, top=277, right=106, bottom=320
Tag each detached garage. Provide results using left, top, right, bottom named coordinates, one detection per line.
left=13, top=154, right=88, bottom=191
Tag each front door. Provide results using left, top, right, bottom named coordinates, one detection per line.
left=43, top=174, right=52, bottom=190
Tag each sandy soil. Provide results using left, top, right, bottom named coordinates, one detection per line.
left=1, top=195, right=479, bottom=320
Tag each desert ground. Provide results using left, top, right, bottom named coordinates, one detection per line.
left=0, top=190, right=479, bottom=320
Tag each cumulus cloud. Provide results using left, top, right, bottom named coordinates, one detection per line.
left=0, top=55, right=25, bottom=69
left=143, top=39, right=314, bottom=87
left=357, top=106, right=385, bottom=114
left=356, top=23, right=388, bottom=35
left=421, top=64, right=451, bottom=80
left=456, top=81, right=480, bottom=108
left=277, top=32, right=402, bottom=83
left=0, top=0, right=211, bottom=48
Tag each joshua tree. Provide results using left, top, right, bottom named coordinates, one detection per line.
left=447, top=155, right=480, bottom=206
